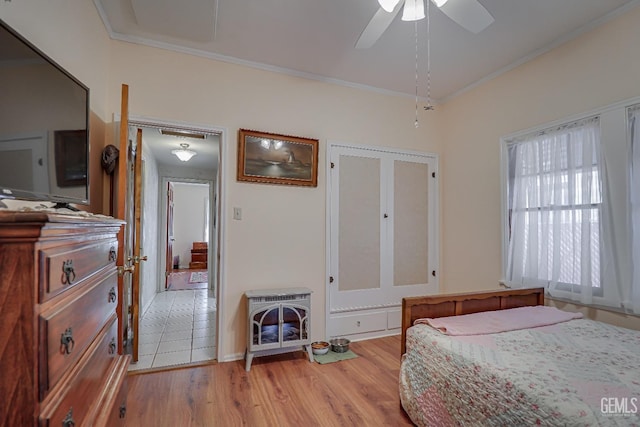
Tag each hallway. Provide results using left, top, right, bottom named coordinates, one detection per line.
left=129, top=289, right=217, bottom=371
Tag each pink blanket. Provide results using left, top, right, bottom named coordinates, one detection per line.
left=414, top=305, right=583, bottom=335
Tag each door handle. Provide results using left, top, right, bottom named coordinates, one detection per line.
left=129, top=255, right=148, bottom=264
left=117, top=264, right=135, bottom=276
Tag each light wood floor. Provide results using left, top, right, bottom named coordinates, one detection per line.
left=125, top=335, right=414, bottom=426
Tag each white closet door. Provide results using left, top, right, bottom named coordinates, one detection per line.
left=329, top=145, right=437, bottom=313
left=330, top=147, right=386, bottom=311
left=388, top=156, right=435, bottom=301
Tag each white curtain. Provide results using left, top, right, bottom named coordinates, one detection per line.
left=506, top=117, right=603, bottom=305
left=630, top=106, right=640, bottom=313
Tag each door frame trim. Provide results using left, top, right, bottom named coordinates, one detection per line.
left=120, top=113, right=227, bottom=361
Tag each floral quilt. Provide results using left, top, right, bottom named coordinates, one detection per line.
left=400, top=318, right=640, bottom=426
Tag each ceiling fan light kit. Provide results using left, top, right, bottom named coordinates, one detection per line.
left=378, top=0, right=401, bottom=13
left=378, top=0, right=449, bottom=22
left=363, top=0, right=494, bottom=125
left=431, top=0, right=449, bottom=7
left=364, top=0, right=494, bottom=48
left=401, top=0, right=425, bottom=21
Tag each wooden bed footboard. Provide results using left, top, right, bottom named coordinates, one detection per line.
left=401, top=287, right=544, bottom=355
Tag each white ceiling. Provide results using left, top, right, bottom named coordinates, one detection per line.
left=95, top=0, right=639, bottom=102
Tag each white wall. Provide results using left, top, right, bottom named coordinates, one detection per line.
left=440, top=5, right=640, bottom=329
left=172, top=182, right=209, bottom=268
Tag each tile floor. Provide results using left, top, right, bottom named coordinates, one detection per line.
left=128, top=289, right=217, bottom=371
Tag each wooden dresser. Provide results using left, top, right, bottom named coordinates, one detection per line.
left=0, top=211, right=130, bottom=426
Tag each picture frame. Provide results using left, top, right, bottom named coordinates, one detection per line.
left=54, top=129, right=87, bottom=187
left=237, top=129, right=318, bottom=187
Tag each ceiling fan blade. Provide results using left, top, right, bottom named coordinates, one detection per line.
left=355, top=4, right=403, bottom=49
left=438, top=0, right=494, bottom=34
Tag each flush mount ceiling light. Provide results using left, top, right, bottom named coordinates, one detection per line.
left=171, top=143, right=197, bottom=162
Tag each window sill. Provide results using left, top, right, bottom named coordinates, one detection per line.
left=499, top=281, right=640, bottom=318
left=545, top=295, right=640, bottom=319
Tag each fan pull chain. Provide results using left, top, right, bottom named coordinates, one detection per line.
left=414, top=20, right=420, bottom=128
left=425, top=0, right=434, bottom=111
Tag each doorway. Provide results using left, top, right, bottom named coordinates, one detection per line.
left=165, top=181, right=211, bottom=292
left=126, top=119, right=223, bottom=371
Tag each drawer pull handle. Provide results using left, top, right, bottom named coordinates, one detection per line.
left=61, top=260, right=76, bottom=285
left=119, top=404, right=127, bottom=419
left=109, top=246, right=117, bottom=262
left=108, top=287, right=117, bottom=303
left=60, top=327, right=75, bottom=355
left=108, top=337, right=117, bottom=355
left=62, top=407, right=75, bottom=427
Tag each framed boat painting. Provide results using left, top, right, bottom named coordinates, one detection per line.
left=237, top=129, right=318, bottom=187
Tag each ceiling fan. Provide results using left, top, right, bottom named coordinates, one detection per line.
left=356, top=0, right=494, bottom=49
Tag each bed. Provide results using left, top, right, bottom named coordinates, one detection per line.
left=399, top=288, right=640, bottom=426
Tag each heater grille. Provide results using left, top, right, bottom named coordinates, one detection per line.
left=257, top=295, right=303, bottom=303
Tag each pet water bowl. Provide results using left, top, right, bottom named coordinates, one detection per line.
left=311, top=341, right=330, bottom=355
left=329, top=338, right=350, bottom=353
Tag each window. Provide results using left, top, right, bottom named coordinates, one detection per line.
left=504, top=117, right=602, bottom=299
left=503, top=99, right=640, bottom=312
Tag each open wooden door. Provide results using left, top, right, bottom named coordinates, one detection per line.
left=115, top=84, right=146, bottom=363
left=165, top=182, right=175, bottom=289
left=130, top=128, right=145, bottom=362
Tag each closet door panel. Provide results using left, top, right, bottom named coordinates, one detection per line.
left=393, top=159, right=429, bottom=287
left=338, top=155, right=381, bottom=292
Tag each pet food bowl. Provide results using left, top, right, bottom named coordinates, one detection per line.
left=329, top=338, right=350, bottom=353
left=311, top=341, right=330, bottom=355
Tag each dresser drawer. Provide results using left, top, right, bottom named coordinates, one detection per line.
left=39, top=269, right=118, bottom=399
left=93, top=355, right=130, bottom=427
left=39, top=316, right=119, bottom=427
left=39, top=238, right=118, bottom=302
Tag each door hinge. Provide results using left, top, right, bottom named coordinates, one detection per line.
left=329, top=276, right=334, bottom=283
left=330, top=162, right=335, bottom=169
left=432, top=172, right=436, bottom=178
left=432, top=270, right=436, bottom=277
